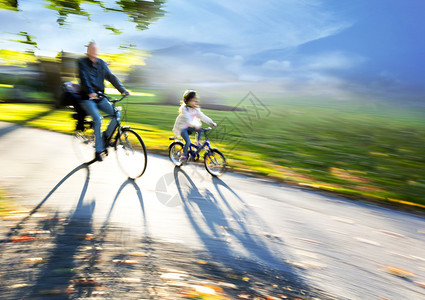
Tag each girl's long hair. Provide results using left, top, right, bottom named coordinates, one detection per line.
left=178, top=100, right=186, bottom=114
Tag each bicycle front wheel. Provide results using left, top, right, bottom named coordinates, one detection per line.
left=204, top=149, right=226, bottom=176
left=115, top=128, right=147, bottom=179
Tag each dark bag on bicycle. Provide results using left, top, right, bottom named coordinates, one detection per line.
left=62, top=82, right=87, bottom=131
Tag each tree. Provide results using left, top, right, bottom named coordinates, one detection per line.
left=0, top=0, right=167, bottom=106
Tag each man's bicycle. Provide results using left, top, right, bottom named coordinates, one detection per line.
left=168, top=127, right=226, bottom=176
left=72, top=92, right=147, bottom=179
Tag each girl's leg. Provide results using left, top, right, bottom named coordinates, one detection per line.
left=78, top=100, right=103, bottom=153
left=181, top=128, right=191, bottom=156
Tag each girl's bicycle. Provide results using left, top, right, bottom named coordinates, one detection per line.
left=72, top=92, right=147, bottom=179
left=168, top=127, right=226, bottom=176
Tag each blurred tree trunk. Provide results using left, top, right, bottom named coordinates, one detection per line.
left=38, top=52, right=79, bottom=107
left=38, top=59, right=62, bottom=107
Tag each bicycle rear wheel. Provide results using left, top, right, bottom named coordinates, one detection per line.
left=72, top=128, right=95, bottom=163
left=204, top=149, right=226, bottom=176
left=115, top=128, right=147, bottom=179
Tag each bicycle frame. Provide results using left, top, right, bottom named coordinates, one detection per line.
left=186, top=128, right=214, bottom=159
left=188, top=139, right=212, bottom=157
left=98, top=93, right=126, bottom=147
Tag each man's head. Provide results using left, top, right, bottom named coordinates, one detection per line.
left=86, top=41, right=98, bottom=62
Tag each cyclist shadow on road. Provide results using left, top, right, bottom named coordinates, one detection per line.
left=5, top=163, right=95, bottom=298
left=172, top=166, right=316, bottom=295
left=5, top=163, right=91, bottom=238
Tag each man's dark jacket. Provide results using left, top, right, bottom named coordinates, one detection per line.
left=78, top=56, right=125, bottom=98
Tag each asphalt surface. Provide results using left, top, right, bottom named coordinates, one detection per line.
left=0, top=121, right=425, bottom=299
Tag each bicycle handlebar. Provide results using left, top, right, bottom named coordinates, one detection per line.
left=96, top=91, right=127, bottom=103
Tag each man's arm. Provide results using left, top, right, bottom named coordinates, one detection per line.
left=78, top=59, right=95, bottom=96
left=103, top=62, right=126, bottom=94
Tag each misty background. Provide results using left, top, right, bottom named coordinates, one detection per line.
left=1, top=0, right=424, bottom=105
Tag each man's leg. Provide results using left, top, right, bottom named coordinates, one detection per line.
left=97, top=98, right=119, bottom=142
left=78, top=100, right=104, bottom=153
left=72, top=94, right=86, bottom=131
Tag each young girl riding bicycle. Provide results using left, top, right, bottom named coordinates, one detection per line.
left=173, top=90, right=217, bottom=162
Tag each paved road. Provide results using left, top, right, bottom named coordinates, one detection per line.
left=0, top=121, right=425, bottom=299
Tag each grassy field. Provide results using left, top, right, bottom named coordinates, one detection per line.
left=0, top=89, right=424, bottom=208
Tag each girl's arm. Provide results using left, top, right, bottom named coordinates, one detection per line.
left=196, top=108, right=215, bottom=126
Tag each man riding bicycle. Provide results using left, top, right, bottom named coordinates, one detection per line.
left=77, top=41, right=130, bottom=161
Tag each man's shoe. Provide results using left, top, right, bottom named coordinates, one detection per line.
left=95, top=152, right=103, bottom=162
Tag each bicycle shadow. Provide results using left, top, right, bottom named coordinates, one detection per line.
left=99, top=178, right=148, bottom=239
left=172, top=166, right=312, bottom=293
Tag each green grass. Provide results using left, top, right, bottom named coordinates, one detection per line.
left=1, top=91, right=424, bottom=208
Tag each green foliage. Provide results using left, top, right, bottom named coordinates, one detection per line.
left=42, top=0, right=167, bottom=28
left=104, top=25, right=123, bottom=35
left=0, top=0, right=18, bottom=11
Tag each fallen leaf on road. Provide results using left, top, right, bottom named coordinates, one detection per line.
left=11, top=236, right=36, bottom=242
left=26, top=230, right=51, bottom=235
left=11, top=283, right=29, bottom=289
left=74, top=277, right=99, bottom=286
left=379, top=230, right=405, bottom=238
left=121, top=277, right=142, bottom=283
left=354, top=237, right=381, bottom=246
left=66, top=285, right=75, bottom=294
left=128, top=251, right=150, bottom=257
left=31, top=213, right=48, bottom=218
left=217, top=281, right=237, bottom=289
left=194, top=285, right=217, bottom=295
left=383, top=266, right=414, bottom=278
left=25, top=257, right=43, bottom=263
left=238, top=292, right=251, bottom=299
left=112, top=259, right=137, bottom=264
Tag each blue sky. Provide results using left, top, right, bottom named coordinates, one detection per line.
left=1, top=0, right=424, bottom=102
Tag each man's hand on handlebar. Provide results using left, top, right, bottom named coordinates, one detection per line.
left=123, top=90, right=131, bottom=98
left=89, top=93, right=98, bottom=100
left=212, top=122, right=217, bottom=127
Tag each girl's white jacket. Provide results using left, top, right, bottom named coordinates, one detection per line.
left=172, top=106, right=213, bottom=137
